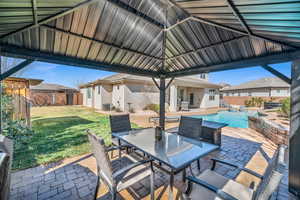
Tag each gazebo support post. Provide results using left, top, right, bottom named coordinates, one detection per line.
left=0, top=55, right=2, bottom=134
left=159, top=77, right=166, bottom=130
left=290, top=59, right=300, bottom=197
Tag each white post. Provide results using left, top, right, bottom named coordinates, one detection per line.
left=169, top=85, right=177, bottom=112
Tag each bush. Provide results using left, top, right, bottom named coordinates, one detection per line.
left=1, top=84, right=34, bottom=143
left=129, top=107, right=135, bottom=113
left=280, top=97, right=290, bottom=117
left=115, top=107, right=122, bottom=112
left=244, top=97, right=265, bottom=107
left=144, top=104, right=159, bottom=113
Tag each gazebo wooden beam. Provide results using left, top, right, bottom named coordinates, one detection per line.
left=226, top=0, right=252, bottom=35
left=164, top=16, right=298, bottom=49
left=0, top=44, right=160, bottom=78
left=165, top=49, right=300, bottom=78
left=262, top=65, right=291, bottom=84
left=0, top=59, right=34, bottom=81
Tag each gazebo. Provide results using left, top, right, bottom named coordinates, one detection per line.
left=0, top=0, right=300, bottom=197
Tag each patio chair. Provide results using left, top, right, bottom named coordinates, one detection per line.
left=87, top=131, right=155, bottom=200
left=0, top=135, right=13, bottom=200
left=0, top=152, right=10, bottom=200
left=109, top=114, right=132, bottom=133
left=183, top=145, right=287, bottom=200
left=109, top=114, right=133, bottom=157
left=167, top=116, right=203, bottom=170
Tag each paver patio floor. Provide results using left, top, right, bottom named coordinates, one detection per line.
left=9, top=127, right=297, bottom=200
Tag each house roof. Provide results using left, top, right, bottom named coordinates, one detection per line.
left=31, top=83, right=78, bottom=92
left=6, top=77, right=43, bottom=86
left=221, top=77, right=290, bottom=91
left=0, top=0, right=300, bottom=79
left=80, top=73, right=221, bottom=89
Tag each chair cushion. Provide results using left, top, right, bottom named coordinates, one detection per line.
left=189, top=169, right=254, bottom=200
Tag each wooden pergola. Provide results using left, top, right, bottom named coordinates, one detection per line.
left=0, top=0, right=300, bottom=196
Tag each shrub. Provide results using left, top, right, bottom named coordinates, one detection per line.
left=1, top=84, right=34, bottom=143
left=244, top=97, right=265, bottom=107
left=129, top=107, right=135, bottom=113
left=280, top=97, right=290, bottom=118
left=144, top=104, right=159, bottom=113
left=115, top=107, right=122, bottom=112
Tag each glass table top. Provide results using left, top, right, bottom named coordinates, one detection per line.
left=112, top=128, right=219, bottom=170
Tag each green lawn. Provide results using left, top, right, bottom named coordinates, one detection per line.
left=13, top=106, right=128, bottom=170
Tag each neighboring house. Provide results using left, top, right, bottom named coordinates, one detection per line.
left=30, top=83, right=82, bottom=106
left=4, top=77, right=43, bottom=125
left=80, top=73, right=221, bottom=112
left=221, top=77, right=290, bottom=105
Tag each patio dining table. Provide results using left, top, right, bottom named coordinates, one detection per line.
left=112, top=128, right=219, bottom=199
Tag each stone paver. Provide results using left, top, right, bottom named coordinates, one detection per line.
left=9, top=127, right=298, bottom=200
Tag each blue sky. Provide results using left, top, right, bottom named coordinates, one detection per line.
left=13, top=61, right=291, bottom=88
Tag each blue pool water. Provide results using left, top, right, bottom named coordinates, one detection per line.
left=191, top=111, right=258, bottom=128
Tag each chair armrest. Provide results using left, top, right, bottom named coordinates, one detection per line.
left=106, top=145, right=130, bottom=152
left=211, top=158, right=263, bottom=179
left=165, top=127, right=178, bottom=134
left=240, top=167, right=264, bottom=179
left=131, top=127, right=152, bottom=131
left=186, top=176, right=239, bottom=200
left=211, top=158, right=240, bottom=170
left=113, top=159, right=154, bottom=178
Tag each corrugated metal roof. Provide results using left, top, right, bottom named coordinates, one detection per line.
left=221, top=77, right=290, bottom=91
left=0, top=0, right=299, bottom=77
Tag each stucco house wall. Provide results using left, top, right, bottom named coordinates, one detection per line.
left=223, top=88, right=290, bottom=97
left=80, top=74, right=221, bottom=112
left=200, top=88, right=220, bottom=108
left=112, top=84, right=125, bottom=111
left=93, top=85, right=102, bottom=109
left=80, top=87, right=93, bottom=107
left=270, top=88, right=290, bottom=97
left=123, top=83, right=160, bottom=111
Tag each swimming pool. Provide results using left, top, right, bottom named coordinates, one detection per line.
left=191, top=111, right=258, bottom=128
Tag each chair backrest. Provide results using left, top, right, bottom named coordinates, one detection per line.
left=178, top=116, right=202, bottom=140
left=0, top=152, right=9, bottom=200
left=254, top=145, right=287, bottom=200
left=87, top=132, right=115, bottom=188
left=0, top=135, right=13, bottom=200
left=109, top=114, right=131, bottom=133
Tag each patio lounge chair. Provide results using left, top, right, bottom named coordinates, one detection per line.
left=183, top=145, right=287, bottom=200
left=87, top=131, right=155, bottom=200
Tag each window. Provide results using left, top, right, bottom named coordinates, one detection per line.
left=179, top=89, right=184, bottom=101
left=199, top=73, right=206, bottom=79
left=209, top=89, right=215, bottom=101
left=248, top=92, right=252, bottom=96
left=277, top=89, right=280, bottom=93
left=87, top=88, right=92, bottom=99
left=117, top=85, right=120, bottom=90
left=97, top=85, right=101, bottom=94
left=189, top=93, right=194, bottom=105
